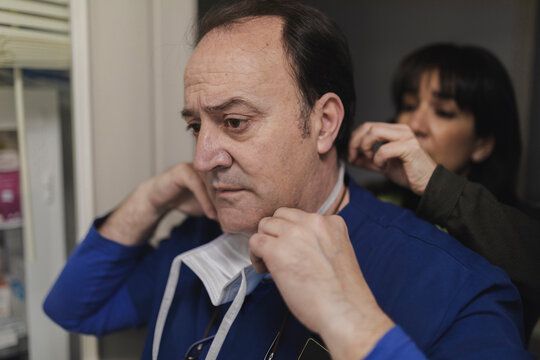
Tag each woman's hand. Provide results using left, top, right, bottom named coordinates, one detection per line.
left=348, top=122, right=437, bottom=195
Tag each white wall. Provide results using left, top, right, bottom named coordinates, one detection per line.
left=88, top=0, right=196, bottom=215
left=71, top=0, right=197, bottom=358
left=0, top=88, right=69, bottom=360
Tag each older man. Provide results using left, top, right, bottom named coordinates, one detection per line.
left=44, top=1, right=530, bottom=359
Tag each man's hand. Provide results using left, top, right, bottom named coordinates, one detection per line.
left=348, top=122, right=437, bottom=195
left=249, top=208, right=394, bottom=360
left=100, top=163, right=216, bottom=246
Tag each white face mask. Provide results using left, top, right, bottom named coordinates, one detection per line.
left=153, top=162, right=345, bottom=360
left=181, top=232, right=264, bottom=306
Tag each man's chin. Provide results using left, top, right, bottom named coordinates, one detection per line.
left=217, top=211, right=260, bottom=236
left=219, top=221, right=257, bottom=236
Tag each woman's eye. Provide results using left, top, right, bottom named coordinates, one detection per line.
left=186, top=123, right=201, bottom=135
left=435, top=109, right=457, bottom=119
left=400, top=103, right=417, bottom=112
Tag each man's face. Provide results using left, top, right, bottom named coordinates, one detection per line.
left=183, top=17, right=321, bottom=235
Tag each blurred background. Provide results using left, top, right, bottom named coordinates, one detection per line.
left=0, top=0, right=538, bottom=359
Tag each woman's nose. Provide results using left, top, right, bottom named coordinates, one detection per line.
left=193, top=123, right=233, bottom=173
left=406, top=106, right=429, bottom=137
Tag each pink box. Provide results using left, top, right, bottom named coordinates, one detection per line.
left=0, top=170, right=21, bottom=224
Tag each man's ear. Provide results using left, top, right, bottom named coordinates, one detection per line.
left=471, top=135, right=495, bottom=163
left=313, top=92, right=344, bottom=155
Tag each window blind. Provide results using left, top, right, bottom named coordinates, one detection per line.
left=0, top=0, right=70, bottom=69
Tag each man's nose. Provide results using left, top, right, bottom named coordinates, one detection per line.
left=193, top=124, right=233, bottom=173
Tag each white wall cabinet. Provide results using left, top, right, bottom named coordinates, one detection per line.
left=70, top=0, right=196, bottom=358
left=0, top=87, right=69, bottom=360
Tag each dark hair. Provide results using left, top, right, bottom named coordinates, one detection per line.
left=197, top=0, right=355, bottom=159
left=392, top=43, right=521, bottom=203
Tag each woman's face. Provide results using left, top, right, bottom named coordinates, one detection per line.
left=396, top=71, right=493, bottom=175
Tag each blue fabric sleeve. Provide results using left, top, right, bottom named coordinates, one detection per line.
left=43, top=219, right=152, bottom=336
left=424, top=276, right=534, bottom=360
left=365, top=326, right=426, bottom=360
left=365, top=278, right=534, bottom=359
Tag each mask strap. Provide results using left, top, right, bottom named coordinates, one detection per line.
left=152, top=253, right=184, bottom=360
left=317, top=161, right=345, bottom=215
left=206, top=268, right=247, bottom=360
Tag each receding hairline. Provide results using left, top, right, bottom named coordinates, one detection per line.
left=197, top=15, right=285, bottom=45
left=193, top=16, right=291, bottom=76
left=189, top=15, right=296, bottom=85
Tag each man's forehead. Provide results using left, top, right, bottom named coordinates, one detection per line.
left=198, top=16, right=285, bottom=49
left=183, top=16, right=298, bottom=113
left=185, top=17, right=286, bottom=76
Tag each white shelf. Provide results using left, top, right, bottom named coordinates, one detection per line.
left=0, top=317, right=27, bottom=358
left=0, top=220, right=22, bottom=231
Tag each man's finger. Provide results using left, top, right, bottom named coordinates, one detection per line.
left=257, top=216, right=290, bottom=237
left=249, top=233, right=271, bottom=273
left=182, top=168, right=217, bottom=219
left=272, top=207, right=316, bottom=222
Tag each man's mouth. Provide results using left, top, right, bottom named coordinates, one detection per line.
left=213, top=185, right=245, bottom=197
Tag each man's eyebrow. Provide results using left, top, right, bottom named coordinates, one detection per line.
left=205, top=98, right=262, bottom=114
left=181, top=98, right=263, bottom=119
left=181, top=109, right=194, bottom=118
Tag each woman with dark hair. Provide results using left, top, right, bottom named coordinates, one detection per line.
left=349, top=43, right=540, bottom=340
left=393, top=44, right=521, bottom=203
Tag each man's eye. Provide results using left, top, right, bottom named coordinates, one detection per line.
left=186, top=123, right=201, bottom=135
left=225, top=118, right=247, bottom=129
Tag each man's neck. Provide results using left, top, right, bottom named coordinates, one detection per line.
left=322, top=161, right=349, bottom=215
left=326, top=182, right=349, bottom=215
left=311, top=154, right=349, bottom=216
